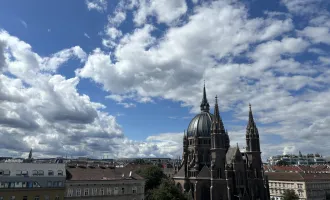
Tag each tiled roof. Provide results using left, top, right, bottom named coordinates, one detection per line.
left=266, top=172, right=330, bottom=181
left=266, top=172, right=303, bottom=181
left=264, top=165, right=330, bottom=173
left=66, top=167, right=144, bottom=181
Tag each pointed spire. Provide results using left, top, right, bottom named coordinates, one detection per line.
left=200, top=82, right=210, bottom=112
left=28, top=148, right=32, bottom=159
left=211, top=96, right=225, bottom=133
left=246, top=104, right=259, bottom=136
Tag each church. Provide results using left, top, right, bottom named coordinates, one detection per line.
left=173, top=85, right=270, bottom=200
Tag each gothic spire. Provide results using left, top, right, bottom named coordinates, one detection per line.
left=200, top=81, right=210, bottom=112
left=28, top=148, right=32, bottom=159
left=246, top=104, right=259, bottom=135
left=211, top=96, right=225, bottom=132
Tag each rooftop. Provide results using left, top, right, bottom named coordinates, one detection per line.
left=66, top=166, right=144, bottom=181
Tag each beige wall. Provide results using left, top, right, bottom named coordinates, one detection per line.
left=269, top=180, right=330, bottom=200
left=0, top=188, right=65, bottom=200
left=65, top=180, right=145, bottom=200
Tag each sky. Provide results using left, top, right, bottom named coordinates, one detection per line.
left=0, top=0, right=330, bottom=161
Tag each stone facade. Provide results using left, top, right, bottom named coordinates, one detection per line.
left=0, top=162, right=66, bottom=200
left=267, top=172, right=330, bottom=200
left=173, top=85, right=270, bottom=200
left=65, top=166, right=145, bottom=200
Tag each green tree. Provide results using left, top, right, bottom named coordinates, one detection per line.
left=282, top=189, right=299, bottom=200
left=326, top=192, right=330, bottom=200
left=149, top=179, right=188, bottom=200
left=277, top=160, right=288, bottom=166
left=136, top=165, right=165, bottom=192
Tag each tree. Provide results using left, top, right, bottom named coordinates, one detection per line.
left=149, top=179, right=188, bottom=200
left=277, top=160, right=288, bottom=166
left=136, top=165, right=165, bottom=192
left=282, top=189, right=299, bottom=200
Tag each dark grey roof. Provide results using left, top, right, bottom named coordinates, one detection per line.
left=197, top=165, right=210, bottom=178
left=187, top=112, right=213, bottom=137
left=226, top=147, right=242, bottom=165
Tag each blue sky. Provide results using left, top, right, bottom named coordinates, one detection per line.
left=0, top=0, right=330, bottom=160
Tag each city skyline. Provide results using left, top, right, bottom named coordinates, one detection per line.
left=0, top=0, right=330, bottom=161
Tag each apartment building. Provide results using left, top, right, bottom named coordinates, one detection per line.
left=0, top=162, right=66, bottom=200
left=65, top=164, right=145, bottom=200
left=266, top=172, right=330, bottom=200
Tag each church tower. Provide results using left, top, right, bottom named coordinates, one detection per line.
left=210, top=96, right=228, bottom=200
left=245, top=104, right=267, bottom=200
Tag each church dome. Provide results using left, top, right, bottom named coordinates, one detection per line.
left=187, top=112, right=213, bottom=137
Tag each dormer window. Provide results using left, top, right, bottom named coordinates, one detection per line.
left=0, top=170, right=3, bottom=175
left=32, top=170, right=38, bottom=176
left=38, top=170, right=44, bottom=176
left=48, top=170, right=54, bottom=176
left=57, top=170, right=63, bottom=176
left=4, top=170, right=10, bottom=175
left=16, top=170, right=22, bottom=176
left=22, top=171, right=28, bottom=175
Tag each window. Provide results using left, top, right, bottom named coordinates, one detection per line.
left=0, top=170, right=3, bottom=175
left=84, top=188, right=89, bottom=196
left=53, top=181, right=58, bottom=187
left=76, top=188, right=81, bottom=196
left=100, top=188, right=104, bottom=195
left=48, top=170, right=54, bottom=176
left=114, top=187, right=118, bottom=195
left=132, top=186, right=137, bottom=194
left=23, top=197, right=27, bottom=200
left=10, top=196, right=15, bottom=200
left=34, top=196, right=39, bottom=200
left=44, top=195, right=49, bottom=200
left=3, top=170, right=10, bottom=175
left=47, top=181, right=52, bottom=187
left=107, top=187, right=112, bottom=195
left=55, top=196, right=59, bottom=200
left=57, top=170, right=63, bottom=176
left=38, top=170, right=44, bottom=175
left=22, top=171, right=28, bottom=175
left=92, top=188, right=97, bottom=195
left=58, top=181, right=63, bottom=187
left=67, top=189, right=73, bottom=197
left=15, top=170, right=21, bottom=176
left=32, top=170, right=38, bottom=175
left=121, top=187, right=125, bottom=194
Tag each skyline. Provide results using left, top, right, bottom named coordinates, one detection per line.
left=0, top=0, right=330, bottom=160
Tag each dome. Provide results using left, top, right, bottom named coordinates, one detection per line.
left=187, top=112, right=213, bottom=137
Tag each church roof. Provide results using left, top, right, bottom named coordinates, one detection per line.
left=197, top=165, right=211, bottom=178
left=187, top=112, right=213, bottom=137
left=226, top=147, right=242, bottom=165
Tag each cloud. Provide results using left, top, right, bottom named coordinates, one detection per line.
left=85, top=0, right=107, bottom=12
left=20, top=20, right=28, bottom=28
left=77, top=0, right=330, bottom=159
left=0, top=30, right=123, bottom=158
left=84, top=33, right=91, bottom=39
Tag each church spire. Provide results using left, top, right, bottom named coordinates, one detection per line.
left=247, top=104, right=258, bottom=135
left=200, top=81, right=210, bottom=112
left=211, top=96, right=225, bottom=132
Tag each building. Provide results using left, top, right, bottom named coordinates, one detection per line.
left=266, top=172, right=330, bottom=200
left=173, top=85, right=270, bottom=200
left=268, top=152, right=326, bottom=166
left=65, top=164, right=145, bottom=200
left=0, top=162, right=66, bottom=200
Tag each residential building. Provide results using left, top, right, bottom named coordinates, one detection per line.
left=173, top=85, right=270, bottom=200
left=0, top=162, right=66, bottom=200
left=266, top=172, right=330, bottom=200
left=65, top=165, right=145, bottom=200
left=268, top=152, right=326, bottom=166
